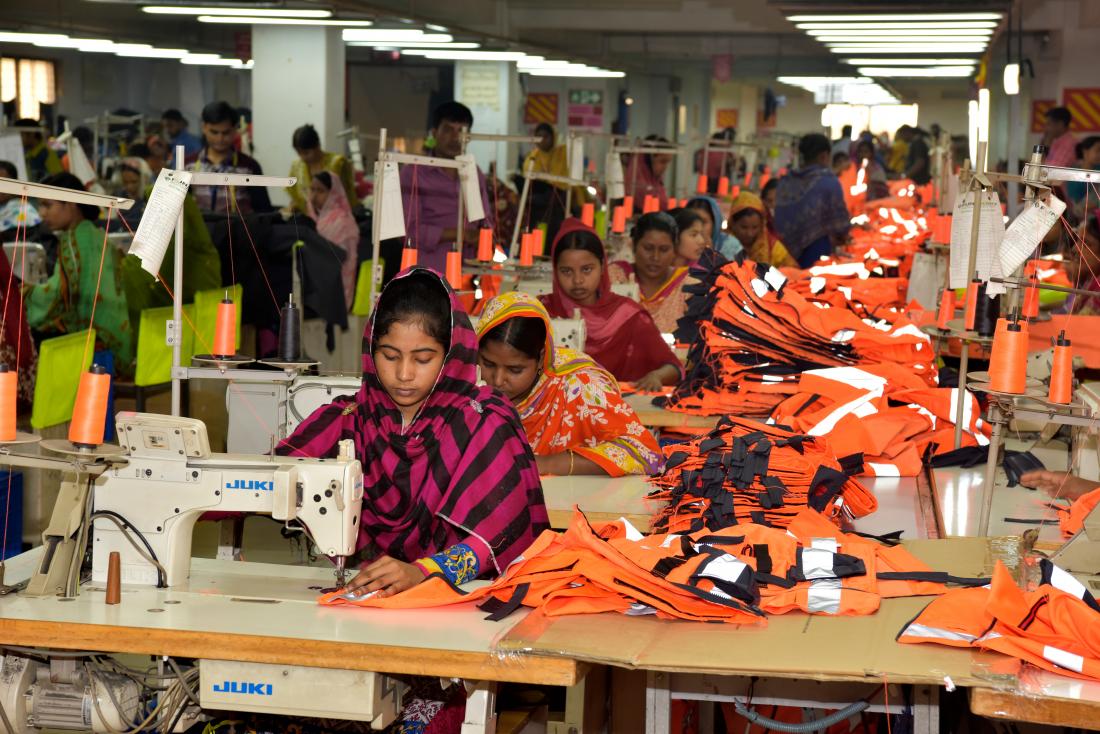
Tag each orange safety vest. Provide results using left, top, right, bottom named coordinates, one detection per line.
left=1056, top=486, right=1100, bottom=538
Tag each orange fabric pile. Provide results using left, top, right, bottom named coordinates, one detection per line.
left=769, top=364, right=991, bottom=476
left=647, top=414, right=877, bottom=533
left=320, top=508, right=981, bottom=622
left=667, top=254, right=936, bottom=418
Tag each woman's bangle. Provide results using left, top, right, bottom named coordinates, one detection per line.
left=568, top=449, right=575, bottom=476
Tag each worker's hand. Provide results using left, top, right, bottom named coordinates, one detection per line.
left=344, top=555, right=425, bottom=598
left=1018, top=470, right=1098, bottom=501
left=635, top=371, right=665, bottom=393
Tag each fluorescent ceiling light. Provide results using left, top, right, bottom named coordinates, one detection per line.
left=342, top=29, right=447, bottom=42
left=198, top=16, right=373, bottom=26
left=523, top=68, right=624, bottom=78
left=788, top=13, right=1002, bottom=21
left=180, top=54, right=241, bottom=66
left=797, top=22, right=997, bottom=30
left=426, top=24, right=449, bottom=32
left=143, top=6, right=332, bottom=17
left=32, top=37, right=114, bottom=49
left=400, top=50, right=529, bottom=60
left=348, top=41, right=475, bottom=49
left=810, top=31, right=991, bottom=39
left=1004, top=62, right=1020, bottom=95
left=857, top=66, right=975, bottom=77
left=843, top=58, right=977, bottom=65
left=825, top=44, right=988, bottom=53
left=116, top=46, right=191, bottom=58
left=0, top=32, right=70, bottom=44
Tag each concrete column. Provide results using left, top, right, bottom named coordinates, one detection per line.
left=251, top=26, right=345, bottom=207
left=454, top=60, right=519, bottom=172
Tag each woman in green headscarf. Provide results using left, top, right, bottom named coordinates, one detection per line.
left=25, top=173, right=134, bottom=373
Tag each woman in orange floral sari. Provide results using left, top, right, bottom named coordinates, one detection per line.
left=476, top=292, right=662, bottom=476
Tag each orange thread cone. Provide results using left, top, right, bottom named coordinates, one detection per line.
left=988, top=316, right=1027, bottom=394
left=519, top=232, right=534, bottom=267
left=445, top=250, right=462, bottom=289
left=759, top=173, right=771, bottom=190
left=1048, top=331, right=1074, bottom=404
left=400, top=245, right=418, bottom=271
left=731, top=184, right=741, bottom=198
left=612, top=206, right=626, bottom=234
left=717, top=176, right=730, bottom=197
left=581, top=202, right=595, bottom=227
left=936, top=289, right=955, bottom=330
left=622, top=195, right=634, bottom=217
left=532, top=228, right=545, bottom=256
left=1022, top=279, right=1040, bottom=319
left=213, top=297, right=236, bottom=357
left=696, top=174, right=707, bottom=194
left=69, top=365, right=110, bottom=447
left=964, top=279, right=981, bottom=331
left=0, top=366, right=15, bottom=442
left=477, top=228, right=493, bottom=261
left=105, top=551, right=121, bottom=605
left=743, top=171, right=752, bottom=188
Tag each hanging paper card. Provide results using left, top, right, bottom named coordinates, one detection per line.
left=129, top=169, right=191, bottom=277
left=456, top=154, right=485, bottom=222
left=67, top=141, right=96, bottom=187
left=949, top=190, right=1004, bottom=289
left=998, top=194, right=1066, bottom=277
left=606, top=152, right=625, bottom=200
left=569, top=137, right=585, bottom=181
left=377, top=161, right=406, bottom=241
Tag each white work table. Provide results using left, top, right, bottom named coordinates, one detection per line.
left=0, top=548, right=580, bottom=687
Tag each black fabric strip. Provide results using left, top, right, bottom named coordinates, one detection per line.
left=850, top=529, right=904, bottom=547
left=876, top=572, right=991, bottom=587
left=479, top=582, right=530, bottom=622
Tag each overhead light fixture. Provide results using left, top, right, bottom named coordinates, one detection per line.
left=425, top=24, right=449, bottom=32
left=198, top=16, right=373, bottom=26
left=523, top=67, right=624, bottom=78
left=180, top=54, right=242, bottom=66
left=115, top=46, right=191, bottom=58
left=342, top=29, right=448, bottom=42
left=825, top=44, right=989, bottom=53
left=857, top=66, right=975, bottom=77
left=32, top=37, right=114, bottom=50
left=1004, top=62, right=1020, bottom=95
left=777, top=76, right=897, bottom=105
left=797, top=22, right=997, bottom=30
left=0, top=32, right=69, bottom=45
left=788, top=13, right=1002, bottom=22
left=808, top=29, right=992, bottom=38
left=143, top=6, right=332, bottom=17
left=400, top=50, right=529, bottom=60
left=348, top=41, right=475, bottom=49
left=843, top=58, right=977, bottom=65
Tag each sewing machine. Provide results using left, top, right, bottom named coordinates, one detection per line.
left=22, top=412, right=363, bottom=597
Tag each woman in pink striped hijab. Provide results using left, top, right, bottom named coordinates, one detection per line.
left=277, top=268, right=547, bottom=593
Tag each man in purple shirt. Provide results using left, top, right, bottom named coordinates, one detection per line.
left=400, top=101, right=494, bottom=275
left=1043, top=106, right=1079, bottom=169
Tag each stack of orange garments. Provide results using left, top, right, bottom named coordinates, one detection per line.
left=899, top=559, right=1100, bottom=681
left=667, top=253, right=936, bottom=418
left=788, top=259, right=911, bottom=312
left=770, top=365, right=991, bottom=477
left=647, top=414, right=877, bottom=533
left=321, top=508, right=987, bottom=622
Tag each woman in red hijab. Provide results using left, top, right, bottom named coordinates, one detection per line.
left=540, top=218, right=681, bottom=391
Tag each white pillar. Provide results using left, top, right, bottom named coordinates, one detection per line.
left=252, top=26, right=345, bottom=207
left=454, top=60, right=518, bottom=172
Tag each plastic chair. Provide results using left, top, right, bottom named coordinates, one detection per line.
left=30, top=330, right=95, bottom=430
left=351, top=259, right=382, bottom=317
left=192, top=285, right=242, bottom=358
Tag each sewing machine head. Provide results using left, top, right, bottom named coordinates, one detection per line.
left=89, top=412, right=363, bottom=589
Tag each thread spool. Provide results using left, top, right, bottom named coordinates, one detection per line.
left=445, top=250, right=463, bottom=290
left=988, top=315, right=1028, bottom=394
left=778, top=167, right=788, bottom=176
left=213, top=295, right=236, bottom=357
left=963, top=279, right=981, bottom=331
left=1022, top=278, right=1040, bottom=319
left=717, top=176, right=730, bottom=197
left=936, top=289, right=955, bottom=330
left=641, top=195, right=655, bottom=214
left=519, top=232, right=534, bottom=267
left=581, top=202, right=595, bottom=227
left=532, top=228, right=545, bottom=257
left=759, top=173, right=771, bottom=190
left=743, top=172, right=752, bottom=188
left=477, top=227, right=493, bottom=261
left=105, top=551, right=121, bottom=605
left=731, top=184, right=741, bottom=199
left=1048, top=331, right=1074, bottom=404
left=622, top=195, right=634, bottom=217
left=0, top=365, right=15, bottom=443
left=399, top=245, right=418, bottom=271
left=612, top=206, right=626, bottom=234
left=696, top=174, right=707, bottom=194
left=69, top=364, right=110, bottom=448
left=277, top=295, right=302, bottom=362
left=974, top=288, right=1001, bottom=338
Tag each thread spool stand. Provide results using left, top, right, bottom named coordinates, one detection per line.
left=260, top=293, right=318, bottom=371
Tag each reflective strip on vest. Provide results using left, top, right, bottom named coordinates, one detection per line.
left=801, top=548, right=837, bottom=580
left=1043, top=645, right=1085, bottom=674
left=900, top=623, right=979, bottom=644
left=867, top=462, right=901, bottom=477
left=807, top=578, right=842, bottom=613
left=698, top=555, right=751, bottom=586
left=811, top=537, right=839, bottom=553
